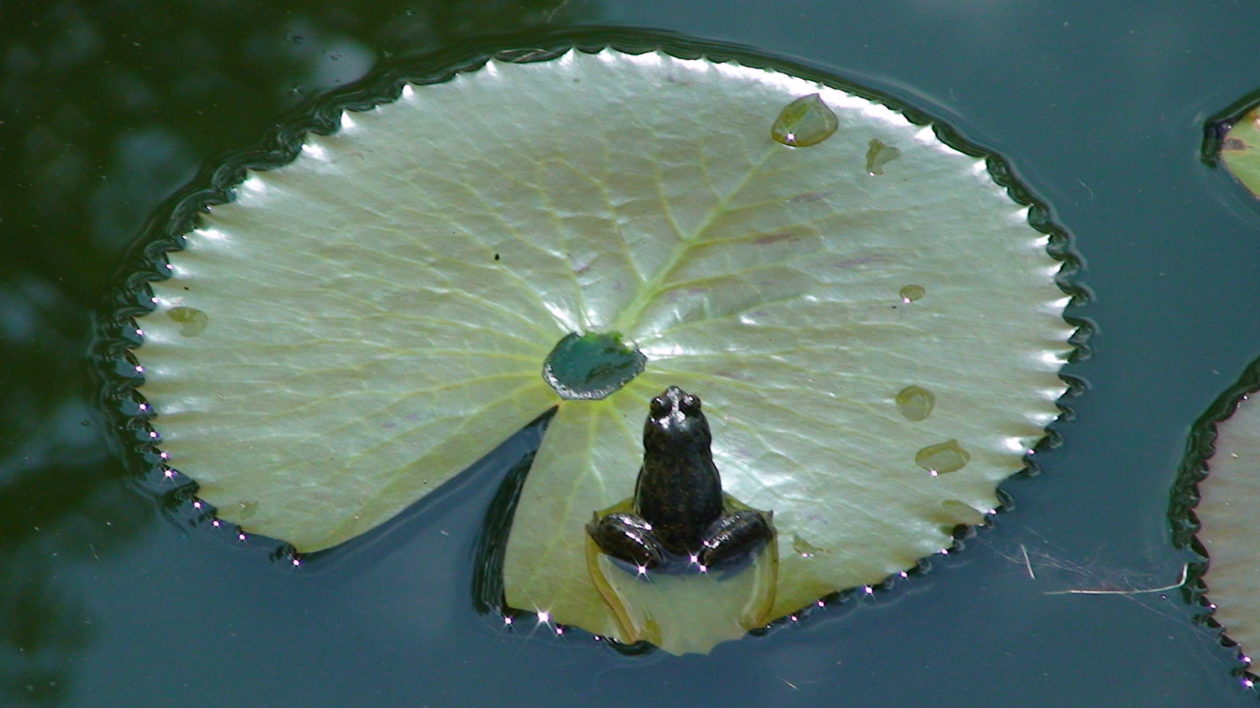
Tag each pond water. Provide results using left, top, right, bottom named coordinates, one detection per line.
left=4, top=1, right=1260, bottom=705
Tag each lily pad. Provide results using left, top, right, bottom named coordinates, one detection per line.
left=1179, top=362, right=1260, bottom=671
left=130, top=48, right=1074, bottom=653
left=1220, top=106, right=1260, bottom=197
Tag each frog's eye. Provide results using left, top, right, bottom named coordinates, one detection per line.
left=680, top=394, right=702, bottom=413
left=649, top=396, right=670, bottom=416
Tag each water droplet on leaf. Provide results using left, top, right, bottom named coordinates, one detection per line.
left=791, top=534, right=825, bottom=558
left=542, top=331, right=646, bottom=400
left=236, top=499, right=259, bottom=519
left=866, top=138, right=901, bottom=175
left=895, top=385, right=935, bottom=421
left=167, top=306, right=209, bottom=336
left=915, top=440, right=970, bottom=474
left=771, top=94, right=838, bottom=147
left=899, top=284, right=925, bottom=303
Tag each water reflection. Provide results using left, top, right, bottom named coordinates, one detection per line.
left=0, top=0, right=595, bottom=305
left=1, top=0, right=592, bottom=704
left=0, top=276, right=150, bottom=706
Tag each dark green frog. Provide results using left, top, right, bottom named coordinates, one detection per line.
left=586, top=386, right=773, bottom=572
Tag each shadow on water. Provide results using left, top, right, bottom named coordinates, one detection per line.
left=296, top=407, right=556, bottom=594
left=1, top=1, right=594, bottom=704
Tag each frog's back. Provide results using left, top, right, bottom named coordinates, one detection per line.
left=635, top=452, right=725, bottom=554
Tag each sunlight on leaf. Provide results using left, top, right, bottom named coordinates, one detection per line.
left=132, top=48, right=1073, bottom=654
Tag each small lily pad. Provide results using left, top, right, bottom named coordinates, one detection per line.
left=1219, top=107, right=1260, bottom=197
left=127, top=48, right=1074, bottom=654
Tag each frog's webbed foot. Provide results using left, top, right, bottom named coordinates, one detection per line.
left=699, top=510, right=774, bottom=570
left=586, top=512, right=664, bottom=569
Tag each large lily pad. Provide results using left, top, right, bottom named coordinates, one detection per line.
left=132, top=48, right=1073, bottom=653
left=1183, top=366, right=1260, bottom=669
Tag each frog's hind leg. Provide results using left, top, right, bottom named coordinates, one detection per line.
left=699, top=510, right=773, bottom=570
left=586, top=512, right=665, bottom=569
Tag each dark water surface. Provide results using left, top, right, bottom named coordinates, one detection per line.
left=4, top=1, right=1260, bottom=705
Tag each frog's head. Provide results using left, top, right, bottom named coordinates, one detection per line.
left=644, top=385, right=711, bottom=450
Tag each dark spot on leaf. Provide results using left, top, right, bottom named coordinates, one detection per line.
left=832, top=256, right=879, bottom=269
left=667, top=287, right=709, bottom=302
left=754, top=232, right=795, bottom=245
left=790, top=190, right=831, bottom=203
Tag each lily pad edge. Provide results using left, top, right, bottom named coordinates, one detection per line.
left=1169, top=351, right=1260, bottom=683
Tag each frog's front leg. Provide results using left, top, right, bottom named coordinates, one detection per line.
left=699, top=510, right=774, bottom=570
left=587, top=512, right=665, bottom=569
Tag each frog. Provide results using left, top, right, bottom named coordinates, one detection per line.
left=586, top=386, right=774, bottom=573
